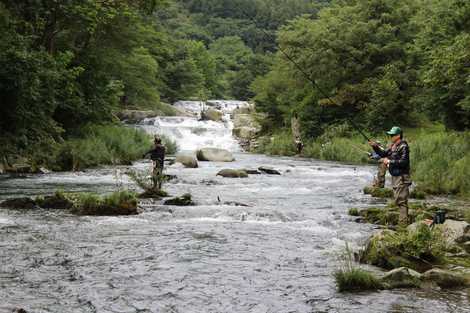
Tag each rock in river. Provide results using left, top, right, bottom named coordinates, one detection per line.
left=175, top=153, right=199, bottom=168
left=217, top=169, right=248, bottom=178
left=0, top=197, right=36, bottom=210
left=164, top=193, right=195, bottom=206
left=258, top=166, right=281, bottom=175
left=197, top=148, right=234, bottom=162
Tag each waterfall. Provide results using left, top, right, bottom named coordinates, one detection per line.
left=137, top=100, right=251, bottom=152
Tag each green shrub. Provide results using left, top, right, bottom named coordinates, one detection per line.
left=335, top=268, right=383, bottom=292
left=73, top=190, right=138, bottom=215
left=348, top=208, right=359, bottom=216
left=256, top=130, right=297, bottom=156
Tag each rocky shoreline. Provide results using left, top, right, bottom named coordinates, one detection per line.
left=343, top=188, right=470, bottom=292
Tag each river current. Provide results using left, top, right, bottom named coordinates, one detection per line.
left=0, top=101, right=468, bottom=313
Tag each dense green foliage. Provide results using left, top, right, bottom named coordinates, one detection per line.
left=0, top=0, right=328, bottom=165
left=253, top=0, right=470, bottom=135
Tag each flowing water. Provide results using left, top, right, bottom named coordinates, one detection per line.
left=0, top=101, right=469, bottom=313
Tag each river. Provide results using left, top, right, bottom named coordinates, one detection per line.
left=0, top=101, right=468, bottom=313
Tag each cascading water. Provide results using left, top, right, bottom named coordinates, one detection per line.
left=138, top=100, right=251, bottom=152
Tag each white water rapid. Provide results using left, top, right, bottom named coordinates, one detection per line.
left=138, top=100, right=251, bottom=152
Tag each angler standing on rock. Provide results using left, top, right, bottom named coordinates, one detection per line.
left=143, top=136, right=166, bottom=189
left=368, top=127, right=411, bottom=225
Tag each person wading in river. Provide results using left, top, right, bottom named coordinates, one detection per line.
left=143, top=136, right=166, bottom=189
left=291, top=112, right=304, bottom=155
left=368, top=126, right=411, bottom=225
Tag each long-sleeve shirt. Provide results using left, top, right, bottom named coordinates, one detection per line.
left=373, top=140, right=410, bottom=176
left=143, top=144, right=165, bottom=165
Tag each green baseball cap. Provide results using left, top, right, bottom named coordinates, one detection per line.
left=386, top=126, right=402, bottom=136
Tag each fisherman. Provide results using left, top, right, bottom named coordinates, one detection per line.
left=368, top=126, right=411, bottom=225
left=291, top=112, right=304, bottom=154
left=143, top=136, right=166, bottom=189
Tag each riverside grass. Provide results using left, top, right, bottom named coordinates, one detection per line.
left=45, top=124, right=177, bottom=171
left=256, top=125, right=470, bottom=197
left=334, top=244, right=383, bottom=292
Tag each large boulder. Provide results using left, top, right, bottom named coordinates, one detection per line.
left=175, top=154, right=198, bottom=168
left=217, top=169, right=248, bottom=178
left=359, top=229, right=432, bottom=271
left=422, top=268, right=467, bottom=288
left=232, top=127, right=259, bottom=140
left=439, top=219, right=470, bottom=244
left=200, top=109, right=223, bottom=122
left=197, top=148, right=234, bottom=162
left=381, top=267, right=422, bottom=288
left=0, top=197, right=36, bottom=210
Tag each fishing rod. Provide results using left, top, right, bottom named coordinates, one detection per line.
left=234, top=6, right=372, bottom=142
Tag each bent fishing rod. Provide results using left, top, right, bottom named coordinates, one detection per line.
left=234, top=7, right=372, bottom=142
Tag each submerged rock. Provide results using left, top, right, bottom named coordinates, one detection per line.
left=197, top=148, right=234, bottom=162
left=175, top=154, right=198, bottom=168
left=217, top=169, right=248, bottom=178
left=0, top=197, right=36, bottom=210
left=164, top=193, right=195, bottom=206
left=258, top=166, right=281, bottom=175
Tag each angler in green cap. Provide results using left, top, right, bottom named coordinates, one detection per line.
left=368, top=126, right=411, bottom=225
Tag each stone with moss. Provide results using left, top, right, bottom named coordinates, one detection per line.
left=164, top=193, right=195, bottom=206
left=363, top=187, right=393, bottom=198
left=36, top=192, right=73, bottom=210
left=360, top=225, right=447, bottom=272
left=422, top=268, right=468, bottom=288
left=381, top=267, right=422, bottom=289
left=72, top=191, right=139, bottom=216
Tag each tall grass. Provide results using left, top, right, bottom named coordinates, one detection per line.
left=47, top=124, right=178, bottom=171
left=334, top=244, right=383, bottom=292
left=411, top=131, right=470, bottom=196
left=256, top=129, right=371, bottom=163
